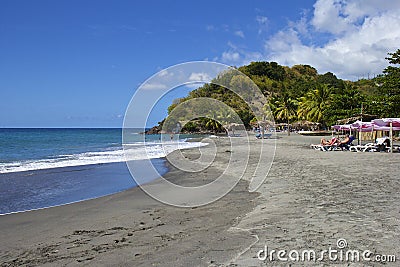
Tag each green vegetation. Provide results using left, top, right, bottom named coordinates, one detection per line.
left=158, top=49, right=400, bottom=133
left=297, top=84, right=332, bottom=126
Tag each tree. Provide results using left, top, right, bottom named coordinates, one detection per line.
left=291, top=64, right=318, bottom=77
left=325, top=83, right=365, bottom=125
left=204, top=118, right=223, bottom=133
left=376, top=49, right=400, bottom=117
left=317, top=72, right=345, bottom=90
left=273, top=93, right=298, bottom=135
left=297, top=84, right=333, bottom=127
left=239, top=61, right=286, bottom=81
left=161, top=59, right=392, bottom=135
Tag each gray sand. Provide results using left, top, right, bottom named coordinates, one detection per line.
left=0, top=134, right=399, bottom=266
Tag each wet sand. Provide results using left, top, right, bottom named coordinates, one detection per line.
left=0, top=134, right=399, bottom=266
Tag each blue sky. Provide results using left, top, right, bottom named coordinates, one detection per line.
left=1, top=0, right=399, bottom=127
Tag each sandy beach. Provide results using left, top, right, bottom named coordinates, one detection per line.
left=0, top=133, right=399, bottom=266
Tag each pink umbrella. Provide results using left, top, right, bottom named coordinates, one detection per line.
left=373, top=125, right=400, bottom=131
left=372, top=118, right=400, bottom=153
left=351, top=121, right=374, bottom=132
left=350, top=121, right=374, bottom=145
left=332, top=125, right=352, bottom=131
left=372, top=118, right=400, bottom=127
left=332, top=119, right=399, bottom=150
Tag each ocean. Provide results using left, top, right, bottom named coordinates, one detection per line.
left=0, top=128, right=206, bottom=214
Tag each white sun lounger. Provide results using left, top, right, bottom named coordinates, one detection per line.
left=310, top=144, right=340, bottom=151
left=349, top=137, right=392, bottom=152
left=349, top=143, right=376, bottom=152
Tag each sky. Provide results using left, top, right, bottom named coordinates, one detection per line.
left=1, top=0, right=399, bottom=127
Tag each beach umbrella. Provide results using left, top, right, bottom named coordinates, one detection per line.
left=372, top=118, right=400, bottom=127
left=255, top=120, right=274, bottom=138
left=223, top=122, right=243, bottom=136
left=351, top=121, right=374, bottom=132
left=373, top=125, right=400, bottom=131
left=351, top=121, right=374, bottom=145
left=332, top=124, right=355, bottom=139
left=257, top=120, right=274, bottom=127
left=351, top=120, right=373, bottom=130
left=332, top=124, right=352, bottom=131
left=372, top=118, right=400, bottom=153
left=374, top=124, right=400, bottom=153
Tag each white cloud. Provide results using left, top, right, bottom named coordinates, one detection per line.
left=311, top=0, right=400, bottom=35
left=188, top=72, right=212, bottom=82
left=213, top=0, right=399, bottom=80
left=234, top=30, right=245, bottom=38
left=216, top=41, right=264, bottom=65
left=266, top=29, right=302, bottom=54
left=140, top=82, right=168, bottom=90
left=158, top=69, right=173, bottom=77
left=342, top=0, right=400, bottom=22
left=288, top=12, right=310, bottom=37
left=311, top=0, right=354, bottom=34
left=185, top=82, right=206, bottom=90
left=264, top=0, right=400, bottom=80
left=256, top=16, right=268, bottom=25
left=221, top=51, right=241, bottom=62
left=256, top=16, right=269, bottom=34
left=217, top=49, right=263, bottom=67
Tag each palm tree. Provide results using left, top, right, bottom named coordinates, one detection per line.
left=204, top=118, right=222, bottom=133
left=202, top=110, right=223, bottom=134
left=297, top=84, right=332, bottom=127
left=273, top=94, right=298, bottom=135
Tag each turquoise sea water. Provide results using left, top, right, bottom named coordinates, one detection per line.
left=0, top=128, right=205, bottom=214
left=0, top=128, right=204, bottom=173
left=0, top=128, right=122, bottom=165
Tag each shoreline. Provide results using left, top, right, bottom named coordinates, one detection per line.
left=0, top=159, right=169, bottom=215
left=0, top=133, right=399, bottom=266
left=0, top=134, right=209, bottom=215
left=0, top=136, right=260, bottom=266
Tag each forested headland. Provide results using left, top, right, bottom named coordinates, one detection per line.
left=150, top=49, right=400, bottom=134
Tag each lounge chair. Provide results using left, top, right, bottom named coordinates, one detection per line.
left=310, top=143, right=339, bottom=151
left=311, top=136, right=355, bottom=152
left=388, top=145, right=400, bottom=153
left=349, top=143, right=376, bottom=152
left=349, top=137, right=391, bottom=152
left=310, top=137, right=339, bottom=151
left=310, top=144, right=325, bottom=151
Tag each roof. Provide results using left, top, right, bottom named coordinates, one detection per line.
left=336, top=114, right=378, bottom=124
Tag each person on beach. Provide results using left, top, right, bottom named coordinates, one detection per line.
left=320, top=137, right=338, bottom=146
left=337, top=134, right=355, bottom=150
left=338, top=134, right=350, bottom=144
left=311, top=136, right=339, bottom=151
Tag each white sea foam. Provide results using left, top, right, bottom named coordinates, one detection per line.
left=0, top=141, right=207, bottom=174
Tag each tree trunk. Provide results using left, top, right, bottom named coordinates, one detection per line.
left=225, top=128, right=230, bottom=136
left=287, top=119, right=290, bottom=136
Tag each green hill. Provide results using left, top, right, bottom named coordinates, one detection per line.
left=153, top=49, right=400, bottom=134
